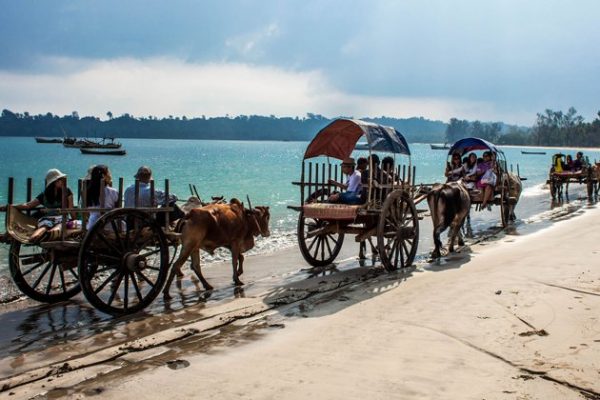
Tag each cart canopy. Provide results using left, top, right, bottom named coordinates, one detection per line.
left=448, top=137, right=503, bottom=156
left=303, top=119, right=411, bottom=160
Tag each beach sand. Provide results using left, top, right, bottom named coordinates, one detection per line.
left=1, top=206, right=599, bottom=399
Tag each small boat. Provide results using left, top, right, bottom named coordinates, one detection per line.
left=430, top=143, right=450, bottom=150
left=80, top=148, right=126, bottom=156
left=521, top=150, right=546, bottom=155
left=35, top=137, right=63, bottom=144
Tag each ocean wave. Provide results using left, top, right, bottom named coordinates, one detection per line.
left=520, top=183, right=549, bottom=198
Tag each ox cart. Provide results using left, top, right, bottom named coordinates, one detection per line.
left=446, top=138, right=522, bottom=228
left=0, top=177, right=184, bottom=316
left=289, top=119, right=426, bottom=271
left=546, top=153, right=597, bottom=200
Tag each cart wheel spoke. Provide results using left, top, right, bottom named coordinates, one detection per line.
left=107, top=272, right=124, bottom=306
left=96, top=231, right=123, bottom=256
left=130, top=271, right=144, bottom=302
left=312, top=236, right=322, bottom=260
left=137, top=248, right=162, bottom=258
left=94, top=267, right=121, bottom=294
left=21, top=261, right=46, bottom=277
left=58, top=264, right=67, bottom=294
left=44, top=262, right=58, bottom=295
left=31, top=261, right=52, bottom=290
left=135, top=270, right=156, bottom=288
left=123, top=273, right=129, bottom=311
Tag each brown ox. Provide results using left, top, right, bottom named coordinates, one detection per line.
left=427, top=180, right=471, bottom=259
left=163, top=198, right=270, bottom=298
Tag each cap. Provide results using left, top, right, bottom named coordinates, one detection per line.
left=134, top=166, right=152, bottom=179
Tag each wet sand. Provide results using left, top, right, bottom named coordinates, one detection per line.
left=1, top=202, right=599, bottom=398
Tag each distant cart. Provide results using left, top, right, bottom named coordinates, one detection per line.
left=289, top=119, right=427, bottom=271
left=446, top=137, right=522, bottom=228
left=547, top=153, right=598, bottom=199
left=1, top=177, right=181, bottom=315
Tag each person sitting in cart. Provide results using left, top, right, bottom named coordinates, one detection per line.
left=475, top=151, right=497, bottom=210
left=124, top=166, right=182, bottom=224
left=327, top=157, right=363, bottom=204
left=463, top=152, right=478, bottom=189
left=445, top=152, right=465, bottom=182
left=85, top=165, right=120, bottom=229
left=564, top=154, right=574, bottom=171
left=573, top=151, right=587, bottom=171
left=0, top=169, right=76, bottom=242
left=382, top=156, right=402, bottom=184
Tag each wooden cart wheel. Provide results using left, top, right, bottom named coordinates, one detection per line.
left=9, top=242, right=81, bottom=303
left=78, top=209, right=169, bottom=316
left=500, top=175, right=511, bottom=228
left=297, top=212, right=344, bottom=267
left=377, top=190, right=419, bottom=271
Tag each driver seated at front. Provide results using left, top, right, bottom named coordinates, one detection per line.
left=327, top=157, right=363, bottom=205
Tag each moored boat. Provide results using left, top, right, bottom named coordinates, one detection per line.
left=430, top=143, right=450, bottom=150
left=521, top=150, right=546, bottom=155
left=35, top=137, right=63, bottom=144
left=80, top=148, right=126, bottom=156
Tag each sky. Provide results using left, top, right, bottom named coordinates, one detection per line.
left=0, top=0, right=599, bottom=125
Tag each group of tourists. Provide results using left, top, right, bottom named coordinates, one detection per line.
left=445, top=150, right=497, bottom=209
left=327, top=154, right=400, bottom=205
left=0, top=165, right=177, bottom=242
left=554, top=151, right=588, bottom=173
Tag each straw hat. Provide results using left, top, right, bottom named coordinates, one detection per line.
left=45, top=168, right=67, bottom=187
left=341, top=157, right=355, bottom=167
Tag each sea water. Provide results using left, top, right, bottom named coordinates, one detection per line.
left=1, top=137, right=598, bottom=295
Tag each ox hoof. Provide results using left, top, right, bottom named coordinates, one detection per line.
left=203, top=285, right=214, bottom=291
left=234, top=280, right=244, bottom=287
left=163, top=291, right=172, bottom=300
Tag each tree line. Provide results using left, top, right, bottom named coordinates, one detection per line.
left=445, top=108, right=600, bottom=147
left=0, top=109, right=447, bottom=143
left=2, top=107, right=599, bottom=147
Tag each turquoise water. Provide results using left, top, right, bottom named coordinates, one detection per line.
left=1, top=137, right=599, bottom=288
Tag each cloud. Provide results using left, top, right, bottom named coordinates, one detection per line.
left=0, top=56, right=533, bottom=124
left=225, top=23, right=280, bottom=58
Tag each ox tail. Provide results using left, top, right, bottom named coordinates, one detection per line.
left=427, top=187, right=441, bottom=226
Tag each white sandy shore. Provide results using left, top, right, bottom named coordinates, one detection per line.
left=95, top=207, right=600, bottom=399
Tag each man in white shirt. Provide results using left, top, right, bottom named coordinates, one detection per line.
left=124, top=166, right=177, bottom=208
left=124, top=166, right=183, bottom=225
left=328, top=157, right=363, bottom=204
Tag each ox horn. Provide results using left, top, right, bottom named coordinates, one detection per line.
left=246, top=195, right=254, bottom=211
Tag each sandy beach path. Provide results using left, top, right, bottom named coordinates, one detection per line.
left=64, top=207, right=600, bottom=399
left=1, top=206, right=599, bottom=399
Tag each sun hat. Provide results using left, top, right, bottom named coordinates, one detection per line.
left=45, top=168, right=67, bottom=187
left=341, top=157, right=355, bottom=167
left=134, top=166, right=152, bottom=179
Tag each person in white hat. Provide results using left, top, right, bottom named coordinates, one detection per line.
left=0, top=168, right=75, bottom=242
